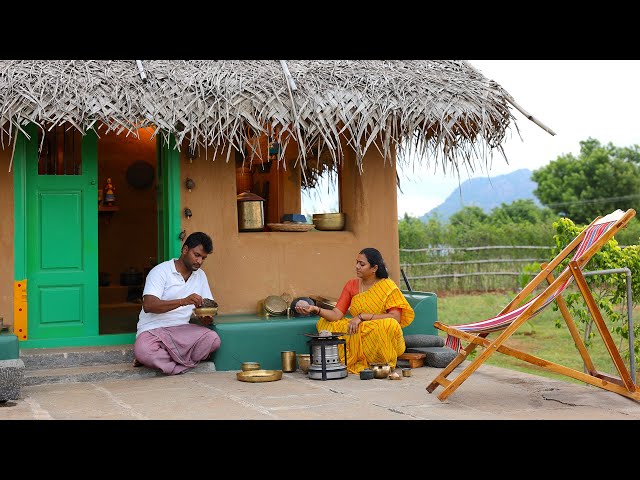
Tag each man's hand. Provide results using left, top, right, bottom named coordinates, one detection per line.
left=181, top=293, right=204, bottom=307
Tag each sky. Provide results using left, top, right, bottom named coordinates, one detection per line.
left=395, top=60, right=640, bottom=218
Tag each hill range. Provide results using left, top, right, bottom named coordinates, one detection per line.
left=420, top=168, right=540, bottom=222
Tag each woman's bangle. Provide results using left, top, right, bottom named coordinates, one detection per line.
left=357, top=313, right=363, bottom=321
left=370, top=314, right=374, bottom=321
left=316, top=306, right=321, bottom=315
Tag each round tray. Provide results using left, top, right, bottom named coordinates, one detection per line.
left=267, top=223, right=313, bottom=232
left=264, top=295, right=288, bottom=315
left=236, top=369, right=283, bottom=383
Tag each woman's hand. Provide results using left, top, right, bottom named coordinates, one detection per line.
left=348, top=315, right=362, bottom=334
left=295, top=304, right=316, bottom=316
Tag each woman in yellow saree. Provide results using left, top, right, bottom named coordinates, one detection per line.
left=296, top=247, right=415, bottom=374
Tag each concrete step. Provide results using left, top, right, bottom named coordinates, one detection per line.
left=18, top=345, right=218, bottom=386
left=20, top=345, right=135, bottom=370
left=23, top=362, right=161, bottom=386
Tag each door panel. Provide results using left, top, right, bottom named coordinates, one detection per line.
left=26, top=128, right=98, bottom=340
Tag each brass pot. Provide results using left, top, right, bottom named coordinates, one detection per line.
left=312, top=213, right=346, bottom=231
left=241, top=361, right=261, bottom=372
left=237, top=191, right=265, bottom=232
left=370, top=363, right=391, bottom=379
left=297, top=354, right=311, bottom=373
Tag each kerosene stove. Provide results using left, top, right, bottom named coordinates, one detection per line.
left=304, top=332, right=348, bottom=380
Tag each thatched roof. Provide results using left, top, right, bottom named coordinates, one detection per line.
left=0, top=60, right=552, bottom=184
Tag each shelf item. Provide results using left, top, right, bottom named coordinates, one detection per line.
left=267, top=222, right=313, bottom=232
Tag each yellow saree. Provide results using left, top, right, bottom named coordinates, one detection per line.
left=316, top=278, right=415, bottom=374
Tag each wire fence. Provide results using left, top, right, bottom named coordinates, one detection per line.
left=399, top=245, right=554, bottom=293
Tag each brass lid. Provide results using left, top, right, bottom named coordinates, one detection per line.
left=237, top=191, right=265, bottom=202
left=264, top=295, right=288, bottom=315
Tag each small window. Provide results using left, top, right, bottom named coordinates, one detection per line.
left=38, top=124, right=83, bottom=175
left=302, top=168, right=340, bottom=218
left=235, top=135, right=343, bottom=228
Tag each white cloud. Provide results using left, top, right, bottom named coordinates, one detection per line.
left=396, top=60, right=640, bottom=217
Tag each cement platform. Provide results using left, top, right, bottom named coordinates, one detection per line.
left=3, top=360, right=640, bottom=421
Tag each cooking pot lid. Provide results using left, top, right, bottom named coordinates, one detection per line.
left=237, top=191, right=265, bottom=202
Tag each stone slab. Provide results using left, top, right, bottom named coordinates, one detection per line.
left=0, top=358, right=24, bottom=401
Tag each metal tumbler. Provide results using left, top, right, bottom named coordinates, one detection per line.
left=281, top=351, right=296, bottom=372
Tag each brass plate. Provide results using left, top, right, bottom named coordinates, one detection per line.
left=264, top=295, right=288, bottom=315
left=236, top=369, right=283, bottom=383
left=308, top=295, right=337, bottom=310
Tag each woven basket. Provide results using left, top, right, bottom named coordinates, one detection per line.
left=267, top=222, right=313, bottom=232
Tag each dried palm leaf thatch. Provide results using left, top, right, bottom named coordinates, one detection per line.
left=0, top=60, right=539, bottom=185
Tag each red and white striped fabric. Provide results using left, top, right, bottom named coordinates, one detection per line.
left=444, top=210, right=624, bottom=352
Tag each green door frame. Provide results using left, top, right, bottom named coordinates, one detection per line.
left=157, top=135, right=182, bottom=261
left=14, top=126, right=181, bottom=348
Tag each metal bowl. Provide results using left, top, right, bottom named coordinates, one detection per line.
left=194, top=306, right=218, bottom=317
left=241, top=361, right=261, bottom=372
left=370, top=363, right=391, bottom=379
left=312, top=213, right=346, bottom=231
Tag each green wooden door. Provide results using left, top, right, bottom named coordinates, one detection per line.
left=25, top=128, right=99, bottom=340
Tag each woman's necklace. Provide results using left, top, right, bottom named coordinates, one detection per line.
left=359, top=278, right=378, bottom=294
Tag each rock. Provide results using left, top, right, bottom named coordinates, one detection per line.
left=406, top=346, right=457, bottom=368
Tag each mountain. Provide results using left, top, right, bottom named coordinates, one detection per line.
left=420, top=168, right=540, bottom=222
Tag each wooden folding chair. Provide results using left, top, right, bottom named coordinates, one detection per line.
left=426, top=208, right=640, bottom=401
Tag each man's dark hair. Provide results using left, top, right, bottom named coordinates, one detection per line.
left=184, top=231, right=213, bottom=254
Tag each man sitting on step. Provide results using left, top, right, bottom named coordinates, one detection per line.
left=133, top=231, right=221, bottom=375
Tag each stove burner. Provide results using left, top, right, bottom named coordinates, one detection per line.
left=305, top=333, right=348, bottom=381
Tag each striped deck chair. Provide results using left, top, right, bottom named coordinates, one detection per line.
left=427, top=208, right=640, bottom=402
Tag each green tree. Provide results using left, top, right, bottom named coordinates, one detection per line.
left=549, top=216, right=640, bottom=369
left=488, top=199, right=556, bottom=225
left=532, top=138, right=640, bottom=224
left=398, top=213, right=429, bottom=249
left=448, top=206, right=488, bottom=228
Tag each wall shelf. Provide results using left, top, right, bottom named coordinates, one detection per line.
left=99, top=205, right=120, bottom=213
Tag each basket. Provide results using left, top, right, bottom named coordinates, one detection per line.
left=267, top=222, right=313, bottom=232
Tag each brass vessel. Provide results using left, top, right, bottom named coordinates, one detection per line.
left=237, top=191, right=265, bottom=231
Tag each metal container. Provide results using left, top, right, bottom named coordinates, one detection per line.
left=241, top=361, right=261, bottom=372
left=237, top=191, right=265, bottom=231
left=370, top=363, right=391, bottom=379
left=297, top=353, right=311, bottom=373
left=360, top=368, right=374, bottom=380
left=281, top=351, right=296, bottom=372
left=312, top=213, right=346, bottom=231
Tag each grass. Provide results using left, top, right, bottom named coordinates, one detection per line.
left=434, top=290, right=638, bottom=385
